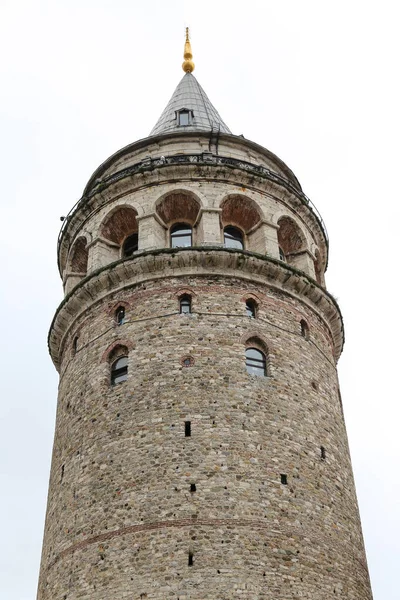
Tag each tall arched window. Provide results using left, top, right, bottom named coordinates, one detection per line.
left=245, top=347, right=267, bottom=377
left=122, top=233, right=138, bottom=257
left=170, top=223, right=192, bottom=247
left=224, top=226, right=244, bottom=249
left=111, top=356, right=128, bottom=386
left=180, top=295, right=192, bottom=314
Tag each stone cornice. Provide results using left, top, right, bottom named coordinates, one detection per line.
left=57, top=153, right=328, bottom=276
left=49, top=248, right=344, bottom=371
left=81, top=132, right=303, bottom=196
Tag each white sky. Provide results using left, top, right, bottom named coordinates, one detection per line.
left=0, top=1, right=398, bottom=598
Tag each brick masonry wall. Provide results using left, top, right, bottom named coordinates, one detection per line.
left=37, top=273, right=372, bottom=599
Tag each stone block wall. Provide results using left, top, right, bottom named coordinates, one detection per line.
left=38, top=270, right=372, bottom=599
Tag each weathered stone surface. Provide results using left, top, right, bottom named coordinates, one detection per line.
left=38, top=132, right=372, bottom=599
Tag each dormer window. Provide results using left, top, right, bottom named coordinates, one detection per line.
left=177, top=109, right=193, bottom=127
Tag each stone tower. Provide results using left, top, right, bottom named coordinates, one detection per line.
left=37, top=32, right=373, bottom=599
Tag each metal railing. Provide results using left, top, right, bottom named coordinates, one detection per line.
left=57, top=152, right=328, bottom=255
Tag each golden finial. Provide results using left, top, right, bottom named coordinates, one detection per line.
left=182, top=27, right=195, bottom=73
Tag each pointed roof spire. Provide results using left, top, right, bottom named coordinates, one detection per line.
left=182, top=27, right=195, bottom=73
left=149, top=29, right=231, bottom=137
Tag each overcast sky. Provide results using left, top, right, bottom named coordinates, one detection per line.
left=0, top=1, right=399, bottom=598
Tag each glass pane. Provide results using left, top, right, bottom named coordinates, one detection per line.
left=246, top=363, right=265, bottom=377
left=246, top=302, right=255, bottom=317
left=245, top=348, right=266, bottom=377
left=179, top=111, right=189, bottom=126
left=171, top=234, right=192, bottom=247
left=113, top=371, right=128, bottom=385
left=224, top=226, right=243, bottom=249
left=180, top=298, right=191, bottom=313
left=171, top=224, right=192, bottom=247
left=246, top=348, right=263, bottom=361
left=114, top=356, right=128, bottom=370
left=171, top=225, right=192, bottom=235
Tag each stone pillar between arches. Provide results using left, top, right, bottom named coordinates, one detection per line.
left=196, top=208, right=223, bottom=246
left=137, top=213, right=167, bottom=250
left=287, top=250, right=316, bottom=279
left=247, top=220, right=280, bottom=259
left=87, top=237, right=120, bottom=273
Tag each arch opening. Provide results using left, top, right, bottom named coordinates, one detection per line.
left=156, top=192, right=200, bottom=227
left=69, top=237, right=88, bottom=274
left=277, top=216, right=306, bottom=258
left=101, top=206, right=139, bottom=252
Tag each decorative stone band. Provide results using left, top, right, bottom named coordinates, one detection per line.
left=48, top=247, right=344, bottom=370
left=45, top=517, right=370, bottom=581
left=57, top=153, right=328, bottom=276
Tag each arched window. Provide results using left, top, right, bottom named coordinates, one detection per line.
left=180, top=295, right=192, bottom=314
left=115, top=306, right=125, bottom=325
left=245, top=348, right=267, bottom=377
left=279, top=247, right=286, bottom=262
left=300, top=319, right=310, bottom=340
left=245, top=299, right=257, bottom=318
left=170, top=223, right=192, bottom=247
left=122, top=233, right=138, bottom=257
left=111, top=356, right=128, bottom=386
left=69, top=237, right=88, bottom=274
left=224, top=226, right=244, bottom=249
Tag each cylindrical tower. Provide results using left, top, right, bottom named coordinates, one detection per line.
left=37, top=34, right=373, bottom=600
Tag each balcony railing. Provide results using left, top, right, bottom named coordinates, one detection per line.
left=58, top=152, right=328, bottom=255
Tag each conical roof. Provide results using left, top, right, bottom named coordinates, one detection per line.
left=150, top=72, right=231, bottom=136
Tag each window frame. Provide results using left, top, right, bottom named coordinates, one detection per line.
left=176, top=109, right=193, bottom=127
left=170, top=222, right=193, bottom=248
left=224, top=225, right=244, bottom=250
left=245, top=299, right=257, bottom=318
left=179, top=294, right=192, bottom=314
left=111, top=356, right=128, bottom=386
left=115, top=306, right=125, bottom=326
left=245, top=347, right=267, bottom=377
left=122, top=232, right=138, bottom=258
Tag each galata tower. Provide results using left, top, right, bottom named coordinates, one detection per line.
left=37, top=30, right=373, bottom=600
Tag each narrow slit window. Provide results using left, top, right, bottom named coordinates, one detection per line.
left=280, top=474, right=287, bottom=485
left=300, top=319, right=310, bottom=340
left=245, top=299, right=257, bottom=318
left=111, top=356, right=128, bottom=386
left=279, top=246, right=286, bottom=262
left=321, top=446, right=326, bottom=460
left=185, top=421, right=191, bottom=437
left=188, top=551, right=193, bottom=566
left=180, top=295, right=192, bottom=314
left=116, top=306, right=125, bottom=325
left=73, top=336, right=78, bottom=355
